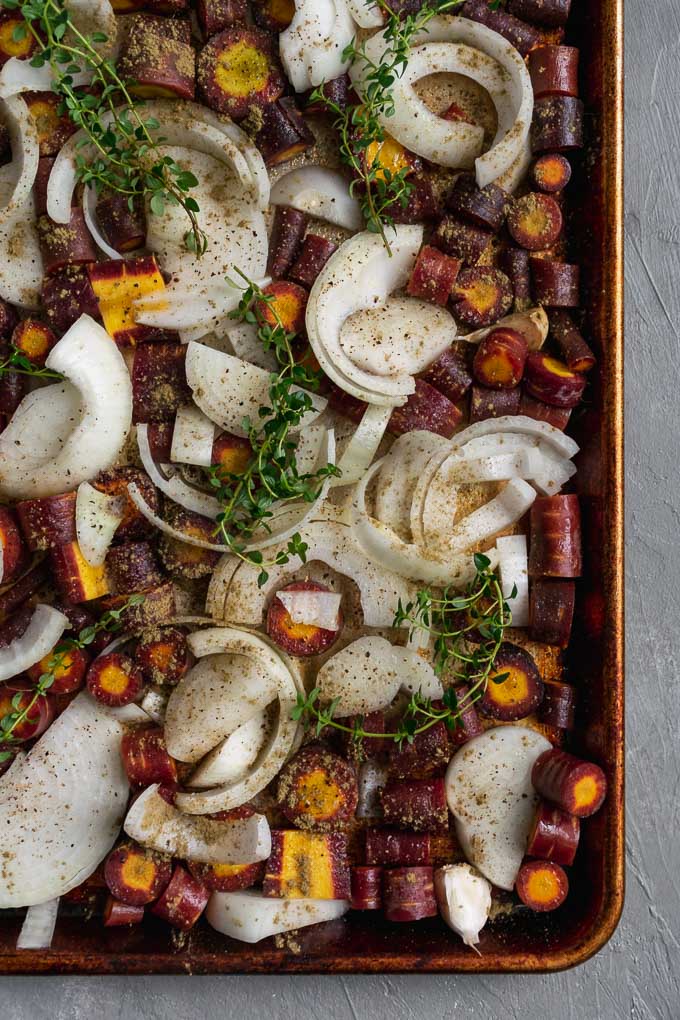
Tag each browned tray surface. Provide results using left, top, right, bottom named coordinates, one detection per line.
left=0, top=0, right=624, bottom=974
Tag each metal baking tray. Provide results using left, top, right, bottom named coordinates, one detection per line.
left=0, top=0, right=623, bottom=974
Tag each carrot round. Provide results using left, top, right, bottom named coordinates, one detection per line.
left=188, top=859, right=265, bottom=892
left=104, top=843, right=172, bottom=906
left=27, top=644, right=89, bottom=695
left=507, top=193, right=563, bottom=251
left=479, top=643, right=544, bottom=721
left=266, top=580, right=342, bottom=658
left=516, top=859, right=568, bottom=911
left=276, top=744, right=358, bottom=830
left=87, top=652, right=144, bottom=707
left=383, top=866, right=437, bottom=922
left=526, top=802, right=580, bottom=866
left=151, top=865, right=209, bottom=930
left=120, top=726, right=178, bottom=787
left=134, top=627, right=191, bottom=686
left=473, top=327, right=528, bottom=389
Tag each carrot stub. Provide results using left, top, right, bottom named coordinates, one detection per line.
left=27, top=644, right=89, bottom=695
left=531, top=748, right=607, bottom=818
left=516, top=859, right=569, bottom=912
left=86, top=652, right=144, bottom=707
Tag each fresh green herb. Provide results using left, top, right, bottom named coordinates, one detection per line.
left=292, top=553, right=514, bottom=747
left=6, top=0, right=207, bottom=255
left=206, top=270, right=340, bottom=586
left=309, top=0, right=495, bottom=252
left=0, top=345, right=64, bottom=381
left=0, top=594, right=145, bottom=762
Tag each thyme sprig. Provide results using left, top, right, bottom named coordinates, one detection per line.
left=7, top=0, right=207, bottom=255
left=310, top=0, right=498, bottom=252
left=0, top=594, right=145, bottom=763
left=206, top=270, right=340, bottom=586
left=0, top=344, right=64, bottom=380
left=292, top=553, right=514, bottom=747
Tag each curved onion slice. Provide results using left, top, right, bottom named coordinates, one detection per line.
left=306, top=226, right=425, bottom=405
left=270, top=166, right=362, bottom=231
left=425, top=477, right=536, bottom=558
left=316, top=636, right=402, bottom=715
left=171, top=404, right=216, bottom=467
left=140, top=686, right=168, bottom=725
left=206, top=889, right=349, bottom=943
left=352, top=16, right=532, bottom=188
left=374, top=430, right=449, bottom=541
left=0, top=604, right=68, bottom=681
left=496, top=534, right=529, bottom=627
left=127, top=481, right=228, bottom=551
left=0, top=315, right=133, bottom=499
left=463, top=306, right=548, bottom=349
left=184, top=342, right=327, bottom=436
left=172, top=627, right=300, bottom=815
left=138, top=424, right=220, bottom=519
left=48, top=100, right=261, bottom=224
left=208, top=518, right=417, bottom=629
left=143, top=145, right=267, bottom=298
left=392, top=646, right=444, bottom=700
left=0, top=96, right=39, bottom=217
left=0, top=189, right=42, bottom=308
left=82, top=182, right=120, bottom=260
left=346, top=0, right=382, bottom=27
left=434, top=863, right=491, bottom=950
left=134, top=277, right=261, bottom=332
left=75, top=481, right=124, bottom=567
left=226, top=321, right=278, bottom=371
left=450, top=414, right=579, bottom=461
left=353, top=459, right=494, bottom=586
left=187, top=710, right=269, bottom=789
left=280, top=0, right=355, bottom=92
left=330, top=404, right=392, bottom=488
left=0, top=58, right=55, bottom=99
left=124, top=784, right=271, bottom=863
left=164, top=650, right=280, bottom=763
left=17, top=898, right=60, bottom=950
left=340, top=296, right=454, bottom=378
left=277, top=589, right=342, bottom=630
left=0, top=693, right=132, bottom=907
left=445, top=726, right=551, bottom=890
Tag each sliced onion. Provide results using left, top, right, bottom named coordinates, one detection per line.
left=306, top=226, right=425, bottom=405
left=82, top=182, right=121, bottom=260
left=446, top=726, right=550, bottom=890
left=187, top=710, right=269, bottom=789
left=353, top=459, right=492, bottom=586
left=0, top=96, right=39, bottom=218
left=392, top=646, right=444, bottom=700
left=127, top=482, right=227, bottom=551
left=0, top=604, right=69, bottom=682
left=48, top=100, right=260, bottom=225
left=17, top=899, right=60, bottom=951
left=496, top=534, right=529, bottom=627
left=494, top=136, right=532, bottom=195
left=75, top=481, right=124, bottom=567
left=171, top=404, right=216, bottom=468
left=0, top=315, right=133, bottom=499
left=316, top=635, right=402, bottom=715
left=330, top=404, right=392, bottom=488
left=138, top=424, right=219, bottom=519
left=463, top=306, right=548, bottom=349
left=139, top=686, right=168, bottom=725
left=124, top=784, right=271, bottom=863
left=172, top=627, right=300, bottom=814
left=270, top=166, right=362, bottom=231
left=226, top=321, right=278, bottom=372
left=374, top=430, right=450, bottom=541
left=0, top=693, right=132, bottom=907
left=206, top=889, right=349, bottom=943
left=340, top=296, right=454, bottom=379
left=134, top=278, right=261, bottom=332
left=346, top=0, right=383, bottom=28
left=280, top=0, right=355, bottom=92
left=0, top=58, right=55, bottom=99
left=450, top=414, right=579, bottom=461
left=184, top=341, right=327, bottom=436
left=277, top=589, right=342, bottom=630
left=0, top=189, right=42, bottom=309
left=164, top=652, right=280, bottom=763
left=356, top=760, right=388, bottom=819
left=208, top=518, right=417, bottom=630
left=425, top=478, right=536, bottom=559
left=352, top=16, right=533, bottom=188
left=294, top=425, right=326, bottom=474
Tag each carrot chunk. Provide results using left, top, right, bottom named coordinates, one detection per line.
left=11, top=318, right=57, bottom=367
left=407, top=245, right=461, bottom=306
left=121, top=726, right=178, bottom=786
left=135, top=627, right=191, bottom=686
left=350, top=866, right=382, bottom=911
left=507, top=193, right=563, bottom=251
left=364, top=830, right=431, bottom=867
left=526, top=801, right=580, bottom=866
left=380, top=778, right=448, bottom=834
left=0, top=506, right=26, bottom=582
left=117, top=15, right=195, bottom=100
left=263, top=830, right=350, bottom=899
left=198, top=26, right=284, bottom=120
left=151, top=865, right=209, bottom=930
left=388, top=378, right=462, bottom=439
left=529, top=494, right=582, bottom=578
left=524, top=351, right=586, bottom=407
left=27, top=644, right=89, bottom=695
left=50, top=541, right=110, bottom=603
left=532, top=748, right=607, bottom=818
left=383, top=866, right=437, bottom=922
left=0, top=684, right=53, bottom=741
left=451, top=268, right=513, bottom=328
left=89, top=256, right=168, bottom=348
left=473, top=327, right=528, bottom=389
left=103, top=897, right=145, bottom=926
left=188, top=859, right=265, bottom=892
left=479, top=642, right=544, bottom=721
left=531, top=154, right=572, bottom=194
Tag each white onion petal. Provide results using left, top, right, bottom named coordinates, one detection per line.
left=75, top=481, right=124, bottom=567
left=277, top=589, right=342, bottom=630
left=280, top=0, right=354, bottom=92
left=17, top=899, right=60, bottom=951
left=171, top=404, right=216, bottom=468
left=496, top=534, right=529, bottom=627
left=270, top=166, right=362, bottom=231
left=0, top=604, right=69, bottom=682
left=206, top=890, right=349, bottom=943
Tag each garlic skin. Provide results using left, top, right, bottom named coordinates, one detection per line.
left=434, top=863, right=492, bottom=950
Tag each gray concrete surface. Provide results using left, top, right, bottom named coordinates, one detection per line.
left=3, top=2, right=680, bottom=1017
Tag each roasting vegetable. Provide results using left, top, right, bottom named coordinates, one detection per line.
left=276, top=745, right=358, bottom=830
left=383, top=866, right=437, bottom=922
left=434, top=863, right=492, bottom=949
left=531, top=748, right=607, bottom=818
left=263, top=830, right=350, bottom=899
left=515, top=859, right=568, bottom=911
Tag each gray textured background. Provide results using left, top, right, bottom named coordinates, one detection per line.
left=4, top=2, right=679, bottom=1017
